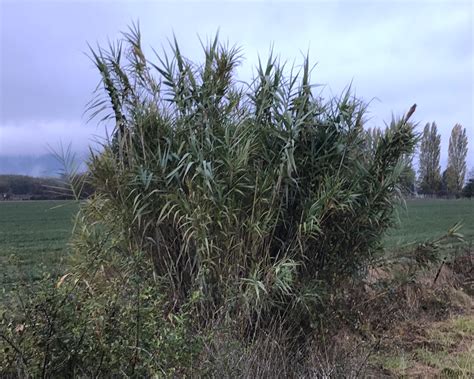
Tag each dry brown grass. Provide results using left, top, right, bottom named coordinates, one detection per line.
left=358, top=252, right=474, bottom=378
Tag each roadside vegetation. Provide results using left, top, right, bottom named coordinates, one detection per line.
left=1, top=27, right=472, bottom=377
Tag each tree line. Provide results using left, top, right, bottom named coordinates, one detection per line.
left=0, top=174, right=93, bottom=200
left=369, top=122, right=472, bottom=198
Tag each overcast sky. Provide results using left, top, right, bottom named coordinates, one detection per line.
left=1, top=0, right=473, bottom=171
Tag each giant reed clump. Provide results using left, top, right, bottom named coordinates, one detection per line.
left=0, top=25, right=420, bottom=376
left=84, top=25, right=417, bottom=326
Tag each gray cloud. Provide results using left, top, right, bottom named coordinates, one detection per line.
left=1, top=0, right=472, bottom=170
left=0, top=120, right=107, bottom=156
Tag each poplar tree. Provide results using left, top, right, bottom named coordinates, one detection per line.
left=446, top=124, right=468, bottom=194
left=418, top=122, right=441, bottom=195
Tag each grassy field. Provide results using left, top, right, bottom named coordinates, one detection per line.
left=0, top=198, right=472, bottom=294
left=385, top=198, right=474, bottom=250
left=0, top=199, right=472, bottom=376
left=0, top=200, right=78, bottom=295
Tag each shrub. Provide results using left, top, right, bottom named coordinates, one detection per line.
left=1, top=235, right=204, bottom=377
left=463, top=178, right=474, bottom=198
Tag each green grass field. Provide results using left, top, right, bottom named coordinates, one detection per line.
left=0, top=201, right=78, bottom=295
left=385, top=198, right=474, bottom=249
left=0, top=199, right=473, bottom=376
left=0, top=199, right=473, bottom=295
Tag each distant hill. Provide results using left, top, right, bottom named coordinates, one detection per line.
left=0, top=154, right=86, bottom=177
